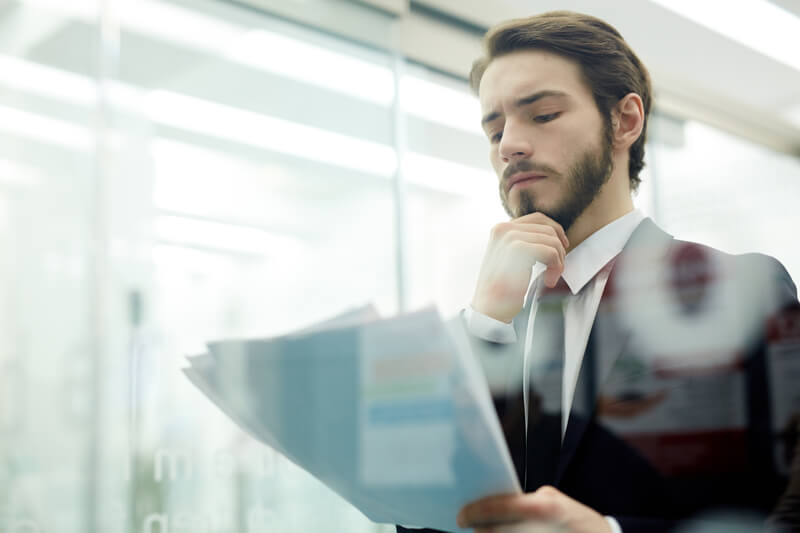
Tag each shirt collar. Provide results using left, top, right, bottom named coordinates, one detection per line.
left=530, top=209, right=646, bottom=298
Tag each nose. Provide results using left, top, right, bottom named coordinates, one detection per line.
left=499, top=122, right=533, bottom=163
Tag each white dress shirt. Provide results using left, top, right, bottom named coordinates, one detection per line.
left=463, top=209, right=646, bottom=533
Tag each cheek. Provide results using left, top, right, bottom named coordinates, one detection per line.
left=555, top=127, right=592, bottom=166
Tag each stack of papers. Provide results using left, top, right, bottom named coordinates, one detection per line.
left=184, top=306, right=520, bottom=532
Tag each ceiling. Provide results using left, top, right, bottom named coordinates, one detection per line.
left=1, top=0, right=799, bottom=156
left=410, top=0, right=800, bottom=155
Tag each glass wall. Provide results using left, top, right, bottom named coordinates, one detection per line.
left=650, top=118, right=800, bottom=282
left=0, top=2, right=99, bottom=532
left=2, top=0, right=400, bottom=531
left=1, top=1, right=799, bottom=532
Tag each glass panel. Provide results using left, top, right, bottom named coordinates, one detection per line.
left=0, top=2, right=98, bottom=533
left=3, top=0, right=400, bottom=531
left=107, top=1, right=399, bottom=532
left=650, top=117, right=800, bottom=282
left=6, top=1, right=799, bottom=531
left=400, top=63, right=507, bottom=315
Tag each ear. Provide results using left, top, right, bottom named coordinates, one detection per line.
left=611, top=93, right=644, bottom=151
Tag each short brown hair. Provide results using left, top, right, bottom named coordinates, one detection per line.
left=470, top=11, right=652, bottom=191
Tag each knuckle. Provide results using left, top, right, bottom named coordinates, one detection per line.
left=537, top=485, right=557, bottom=496
left=533, top=486, right=563, bottom=514
left=509, top=239, right=529, bottom=253
left=491, top=222, right=512, bottom=238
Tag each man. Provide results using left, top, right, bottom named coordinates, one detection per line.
left=397, top=11, right=799, bottom=533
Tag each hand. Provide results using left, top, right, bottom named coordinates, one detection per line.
left=471, top=213, right=569, bottom=323
left=457, top=486, right=611, bottom=533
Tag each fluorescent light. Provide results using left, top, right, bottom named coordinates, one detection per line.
left=0, top=55, right=95, bottom=106
left=145, top=91, right=494, bottom=192
left=226, top=30, right=395, bottom=106
left=400, top=76, right=482, bottom=134
left=17, top=1, right=485, bottom=134
left=143, top=90, right=398, bottom=177
left=0, top=52, right=490, bottom=190
left=0, top=55, right=401, bottom=178
left=21, top=0, right=394, bottom=105
left=19, top=0, right=95, bottom=19
left=650, top=0, right=800, bottom=72
left=0, top=55, right=491, bottom=189
left=0, top=105, right=92, bottom=151
left=20, top=0, right=242, bottom=54
left=154, top=214, right=302, bottom=257
left=119, top=0, right=242, bottom=53
left=19, top=0, right=484, bottom=134
left=0, top=54, right=143, bottom=111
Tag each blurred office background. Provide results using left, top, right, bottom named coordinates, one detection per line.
left=1, top=0, right=799, bottom=531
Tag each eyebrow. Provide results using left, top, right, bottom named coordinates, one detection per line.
left=481, top=90, right=568, bottom=126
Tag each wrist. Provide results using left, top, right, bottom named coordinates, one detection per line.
left=470, top=298, right=514, bottom=324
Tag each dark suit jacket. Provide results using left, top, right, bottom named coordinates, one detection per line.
left=398, top=218, right=800, bottom=533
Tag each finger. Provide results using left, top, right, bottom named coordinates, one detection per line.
left=498, top=242, right=563, bottom=278
left=519, top=243, right=564, bottom=275
left=458, top=494, right=516, bottom=527
left=512, top=213, right=569, bottom=249
left=496, top=221, right=561, bottom=249
left=543, top=266, right=563, bottom=289
left=506, top=234, right=564, bottom=271
left=511, top=221, right=569, bottom=252
left=492, top=218, right=569, bottom=257
left=458, top=493, right=553, bottom=528
left=504, top=231, right=566, bottom=267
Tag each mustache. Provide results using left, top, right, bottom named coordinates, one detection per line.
left=502, top=160, right=558, bottom=183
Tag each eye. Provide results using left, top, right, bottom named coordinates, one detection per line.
left=533, top=112, right=561, bottom=123
left=490, top=131, right=503, bottom=143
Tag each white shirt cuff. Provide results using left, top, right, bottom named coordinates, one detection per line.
left=463, top=305, right=517, bottom=343
left=605, top=515, right=623, bottom=533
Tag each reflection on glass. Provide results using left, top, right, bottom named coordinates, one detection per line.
left=3, top=0, right=800, bottom=532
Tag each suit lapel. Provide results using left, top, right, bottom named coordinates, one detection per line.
left=554, top=218, right=674, bottom=484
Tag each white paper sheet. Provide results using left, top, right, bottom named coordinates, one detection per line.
left=184, top=305, right=519, bottom=532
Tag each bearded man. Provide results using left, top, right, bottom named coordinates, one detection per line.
left=398, top=11, right=799, bottom=533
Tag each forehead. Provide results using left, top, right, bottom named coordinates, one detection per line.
left=478, top=50, right=590, bottom=112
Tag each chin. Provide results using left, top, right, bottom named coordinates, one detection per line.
left=517, top=196, right=555, bottom=219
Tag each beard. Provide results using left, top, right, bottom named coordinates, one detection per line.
left=499, top=123, right=614, bottom=232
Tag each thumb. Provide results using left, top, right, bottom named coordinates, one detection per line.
left=543, top=266, right=563, bottom=288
